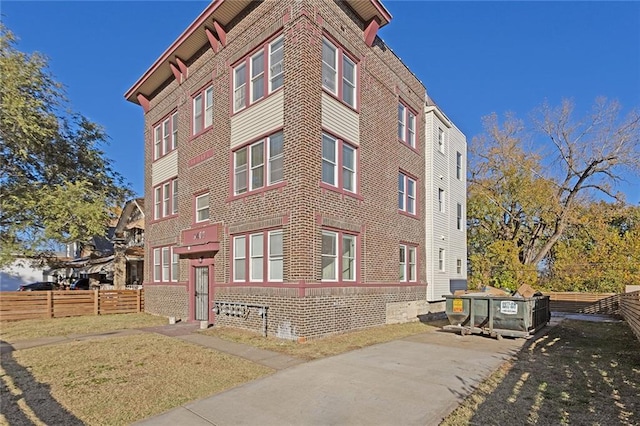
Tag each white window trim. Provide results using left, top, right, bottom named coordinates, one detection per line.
left=249, top=233, right=264, bottom=282
left=400, top=244, right=417, bottom=282
left=195, top=193, right=210, bottom=223
left=233, top=230, right=284, bottom=283
left=457, top=203, right=463, bottom=230
left=321, top=230, right=338, bottom=282
left=438, top=188, right=445, bottom=213
left=399, top=173, right=416, bottom=215
left=438, top=128, right=445, bottom=154
left=233, top=235, right=246, bottom=282
left=153, top=248, right=161, bottom=282
left=456, top=151, right=462, bottom=180
left=321, top=230, right=357, bottom=282
left=268, top=230, right=283, bottom=282
left=233, top=132, right=284, bottom=195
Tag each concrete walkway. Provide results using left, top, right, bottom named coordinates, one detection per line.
left=134, top=327, right=530, bottom=426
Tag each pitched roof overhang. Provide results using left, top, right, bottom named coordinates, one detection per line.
left=124, top=0, right=392, bottom=106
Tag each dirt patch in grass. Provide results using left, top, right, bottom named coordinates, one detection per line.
left=1, top=334, right=273, bottom=425
left=442, top=319, right=640, bottom=426
left=0, top=313, right=168, bottom=343
left=201, top=319, right=449, bottom=360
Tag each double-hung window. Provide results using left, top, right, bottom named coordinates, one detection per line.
left=322, top=38, right=358, bottom=109
left=153, top=178, right=178, bottom=220
left=193, top=85, right=214, bottom=135
left=153, top=112, right=178, bottom=160
left=233, top=131, right=284, bottom=195
left=398, top=172, right=416, bottom=215
left=457, top=259, right=462, bottom=275
left=233, top=230, right=283, bottom=282
left=233, top=35, right=284, bottom=113
left=457, top=203, right=463, bottom=230
left=399, top=244, right=417, bottom=282
left=398, top=102, right=416, bottom=148
left=456, top=151, right=462, bottom=180
left=438, top=249, right=445, bottom=272
left=321, top=133, right=357, bottom=194
left=438, top=188, right=445, bottom=213
left=153, top=246, right=180, bottom=282
left=195, top=193, right=210, bottom=223
left=321, top=230, right=357, bottom=282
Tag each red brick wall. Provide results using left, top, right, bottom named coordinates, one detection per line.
left=140, top=0, right=431, bottom=334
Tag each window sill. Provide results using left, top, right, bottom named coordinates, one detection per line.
left=319, top=182, right=364, bottom=201
left=189, top=125, right=214, bottom=141
left=399, top=139, right=420, bottom=155
left=398, top=210, right=418, bottom=219
left=149, top=214, right=179, bottom=224
left=226, top=181, right=287, bottom=202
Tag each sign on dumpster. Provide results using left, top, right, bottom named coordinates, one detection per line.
left=500, top=300, right=518, bottom=314
left=452, top=298, right=464, bottom=313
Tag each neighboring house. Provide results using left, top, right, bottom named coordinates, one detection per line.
left=113, top=198, right=145, bottom=288
left=125, top=0, right=467, bottom=339
left=0, top=257, right=63, bottom=291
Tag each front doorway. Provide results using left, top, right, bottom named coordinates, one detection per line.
left=194, top=266, right=209, bottom=321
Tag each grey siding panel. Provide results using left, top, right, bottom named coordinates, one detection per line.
left=321, top=93, right=360, bottom=144
left=230, top=91, right=284, bottom=148
left=151, top=150, right=178, bottom=186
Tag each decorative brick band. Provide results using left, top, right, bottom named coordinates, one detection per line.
left=228, top=214, right=286, bottom=235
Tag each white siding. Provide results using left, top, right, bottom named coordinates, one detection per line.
left=321, top=92, right=359, bottom=145
left=424, top=107, right=467, bottom=301
left=230, top=91, right=284, bottom=148
left=151, top=150, right=178, bottom=187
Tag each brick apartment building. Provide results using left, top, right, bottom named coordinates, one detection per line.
left=125, top=0, right=466, bottom=340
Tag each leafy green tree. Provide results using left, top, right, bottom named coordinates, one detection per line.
left=0, top=25, right=131, bottom=266
left=468, top=98, right=640, bottom=289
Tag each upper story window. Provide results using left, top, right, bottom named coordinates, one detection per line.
left=456, top=151, right=462, bottom=180
left=321, top=230, right=357, bottom=282
left=195, top=193, right=210, bottom=223
left=153, top=112, right=178, bottom=160
left=321, top=133, right=357, bottom=195
left=438, top=248, right=445, bottom=272
left=233, top=35, right=284, bottom=113
left=233, top=131, right=284, bottom=195
left=233, top=230, right=283, bottom=282
left=154, top=178, right=178, bottom=220
left=438, top=188, right=445, bottom=213
left=438, top=128, right=445, bottom=153
left=193, top=85, right=214, bottom=135
left=457, top=259, right=462, bottom=274
left=457, top=203, right=463, bottom=230
left=322, top=38, right=357, bottom=109
left=398, top=102, right=416, bottom=148
left=399, top=244, right=417, bottom=282
left=398, top=172, right=416, bottom=216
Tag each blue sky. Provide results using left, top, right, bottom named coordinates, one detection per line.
left=3, top=1, right=639, bottom=203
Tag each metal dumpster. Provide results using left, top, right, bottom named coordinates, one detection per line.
left=442, top=293, right=550, bottom=339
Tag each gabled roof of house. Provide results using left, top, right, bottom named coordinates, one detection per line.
left=115, top=198, right=145, bottom=235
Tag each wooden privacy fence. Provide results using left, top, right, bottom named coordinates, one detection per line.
left=620, top=291, right=640, bottom=341
left=0, top=290, right=144, bottom=321
left=545, top=292, right=618, bottom=314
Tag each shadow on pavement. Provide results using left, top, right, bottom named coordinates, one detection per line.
left=0, top=341, right=84, bottom=425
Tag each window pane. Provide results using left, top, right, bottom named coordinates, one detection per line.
left=398, top=104, right=405, bottom=141
left=155, top=187, right=161, bottom=219
left=407, top=178, right=415, bottom=214
left=251, top=142, right=264, bottom=189
left=154, top=249, right=161, bottom=282
left=408, top=247, right=416, bottom=281
left=322, top=135, right=336, bottom=185
left=251, top=52, right=265, bottom=102
left=205, top=88, right=214, bottom=128
left=398, top=174, right=405, bottom=210
left=154, top=126, right=162, bottom=159
left=269, top=231, right=283, bottom=256
left=250, top=233, right=263, bottom=281
left=163, top=119, right=170, bottom=154
left=399, top=246, right=406, bottom=281
left=342, top=235, right=355, bottom=281
left=321, top=231, right=337, bottom=280
left=269, top=37, right=284, bottom=91
left=268, top=132, right=284, bottom=184
left=322, top=40, right=336, bottom=93
left=193, top=95, right=203, bottom=134
left=162, top=247, right=170, bottom=281
left=342, top=56, right=356, bottom=107
left=172, top=113, right=178, bottom=149
left=269, top=231, right=283, bottom=281
left=342, top=145, right=355, bottom=192
left=235, top=148, right=248, bottom=194
left=234, top=64, right=246, bottom=111
left=270, top=259, right=283, bottom=281
left=408, top=112, right=415, bottom=146
left=163, top=183, right=170, bottom=216
left=172, top=180, right=178, bottom=215
left=172, top=250, right=179, bottom=282
left=234, top=236, right=246, bottom=281
left=234, top=236, right=246, bottom=258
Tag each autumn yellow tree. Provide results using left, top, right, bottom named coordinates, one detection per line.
left=468, top=98, right=640, bottom=290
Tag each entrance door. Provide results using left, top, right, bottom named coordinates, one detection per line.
left=194, top=266, right=209, bottom=321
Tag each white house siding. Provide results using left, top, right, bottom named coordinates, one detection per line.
left=321, top=92, right=360, bottom=145
left=230, top=90, right=284, bottom=148
left=151, top=150, right=178, bottom=187
left=424, top=106, right=467, bottom=302
left=0, top=258, right=52, bottom=291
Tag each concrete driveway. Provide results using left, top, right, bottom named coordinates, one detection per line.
left=136, top=328, right=528, bottom=426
